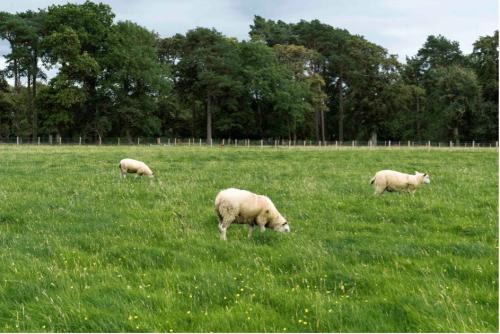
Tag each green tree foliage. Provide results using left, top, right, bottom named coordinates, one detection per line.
left=0, top=3, right=496, bottom=142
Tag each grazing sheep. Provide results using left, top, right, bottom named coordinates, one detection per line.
left=370, top=170, right=430, bottom=195
left=214, top=188, right=290, bottom=240
left=119, top=158, right=154, bottom=178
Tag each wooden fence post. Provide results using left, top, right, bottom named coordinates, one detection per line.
left=38, top=137, right=40, bottom=145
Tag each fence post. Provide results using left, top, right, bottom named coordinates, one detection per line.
left=274, top=140, right=277, bottom=148
left=137, top=137, right=140, bottom=145
left=59, top=136, right=62, bottom=145
left=80, top=137, right=82, bottom=145
left=496, top=141, right=498, bottom=150
left=472, top=140, right=475, bottom=148
left=168, top=138, right=170, bottom=146
left=235, top=139, right=238, bottom=147
left=49, top=135, right=53, bottom=145
left=388, top=140, right=391, bottom=147
left=222, top=138, right=225, bottom=146
left=449, top=141, right=452, bottom=148
left=352, top=140, right=354, bottom=148
left=261, top=139, right=263, bottom=148
left=38, top=137, right=40, bottom=145
left=174, top=138, right=177, bottom=146
left=210, top=138, right=213, bottom=147
left=199, top=139, right=202, bottom=146
left=16, top=136, right=19, bottom=145
left=98, top=136, right=101, bottom=146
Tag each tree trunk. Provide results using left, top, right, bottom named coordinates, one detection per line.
left=320, top=108, right=326, bottom=142
left=370, top=130, right=377, bottom=145
left=126, top=129, right=133, bottom=144
left=416, top=94, right=421, bottom=141
left=337, top=76, right=344, bottom=143
left=257, top=101, right=263, bottom=137
left=206, top=94, right=212, bottom=144
left=315, top=108, right=320, bottom=141
left=14, top=58, right=20, bottom=92
left=32, top=49, right=38, bottom=139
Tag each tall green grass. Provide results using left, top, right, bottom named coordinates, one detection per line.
left=0, top=146, right=497, bottom=332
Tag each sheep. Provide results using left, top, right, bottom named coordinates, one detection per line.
left=370, top=170, right=430, bottom=195
left=214, top=188, right=290, bottom=240
left=118, top=158, right=154, bottom=178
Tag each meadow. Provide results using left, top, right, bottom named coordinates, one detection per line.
left=0, top=145, right=497, bottom=332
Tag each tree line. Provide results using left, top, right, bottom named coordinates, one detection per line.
left=0, top=1, right=497, bottom=143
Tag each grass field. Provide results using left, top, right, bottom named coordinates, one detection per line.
left=0, top=145, right=497, bottom=332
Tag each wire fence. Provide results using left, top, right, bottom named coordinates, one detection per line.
left=0, top=136, right=498, bottom=149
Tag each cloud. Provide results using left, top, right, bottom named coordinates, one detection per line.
left=0, top=0, right=496, bottom=73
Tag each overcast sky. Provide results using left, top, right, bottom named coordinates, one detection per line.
left=0, top=0, right=498, bottom=75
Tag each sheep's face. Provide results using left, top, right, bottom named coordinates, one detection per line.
left=416, top=172, right=430, bottom=184
left=273, top=216, right=291, bottom=233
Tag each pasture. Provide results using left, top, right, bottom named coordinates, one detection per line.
left=0, top=145, right=497, bottom=332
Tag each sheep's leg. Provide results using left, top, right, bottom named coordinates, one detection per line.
left=219, top=217, right=233, bottom=241
left=374, top=184, right=385, bottom=195
left=256, top=215, right=267, bottom=233
left=247, top=224, right=255, bottom=238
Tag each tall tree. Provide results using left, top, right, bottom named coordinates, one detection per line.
left=469, top=31, right=498, bottom=140
left=42, top=0, right=114, bottom=138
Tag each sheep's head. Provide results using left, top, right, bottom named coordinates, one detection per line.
left=272, top=215, right=290, bottom=233
left=416, top=171, right=430, bottom=184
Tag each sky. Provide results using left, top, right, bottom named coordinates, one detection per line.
left=0, top=0, right=498, bottom=76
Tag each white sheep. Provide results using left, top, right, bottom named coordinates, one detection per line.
left=214, top=188, right=290, bottom=240
left=370, top=170, right=430, bottom=195
left=119, top=158, right=154, bottom=178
